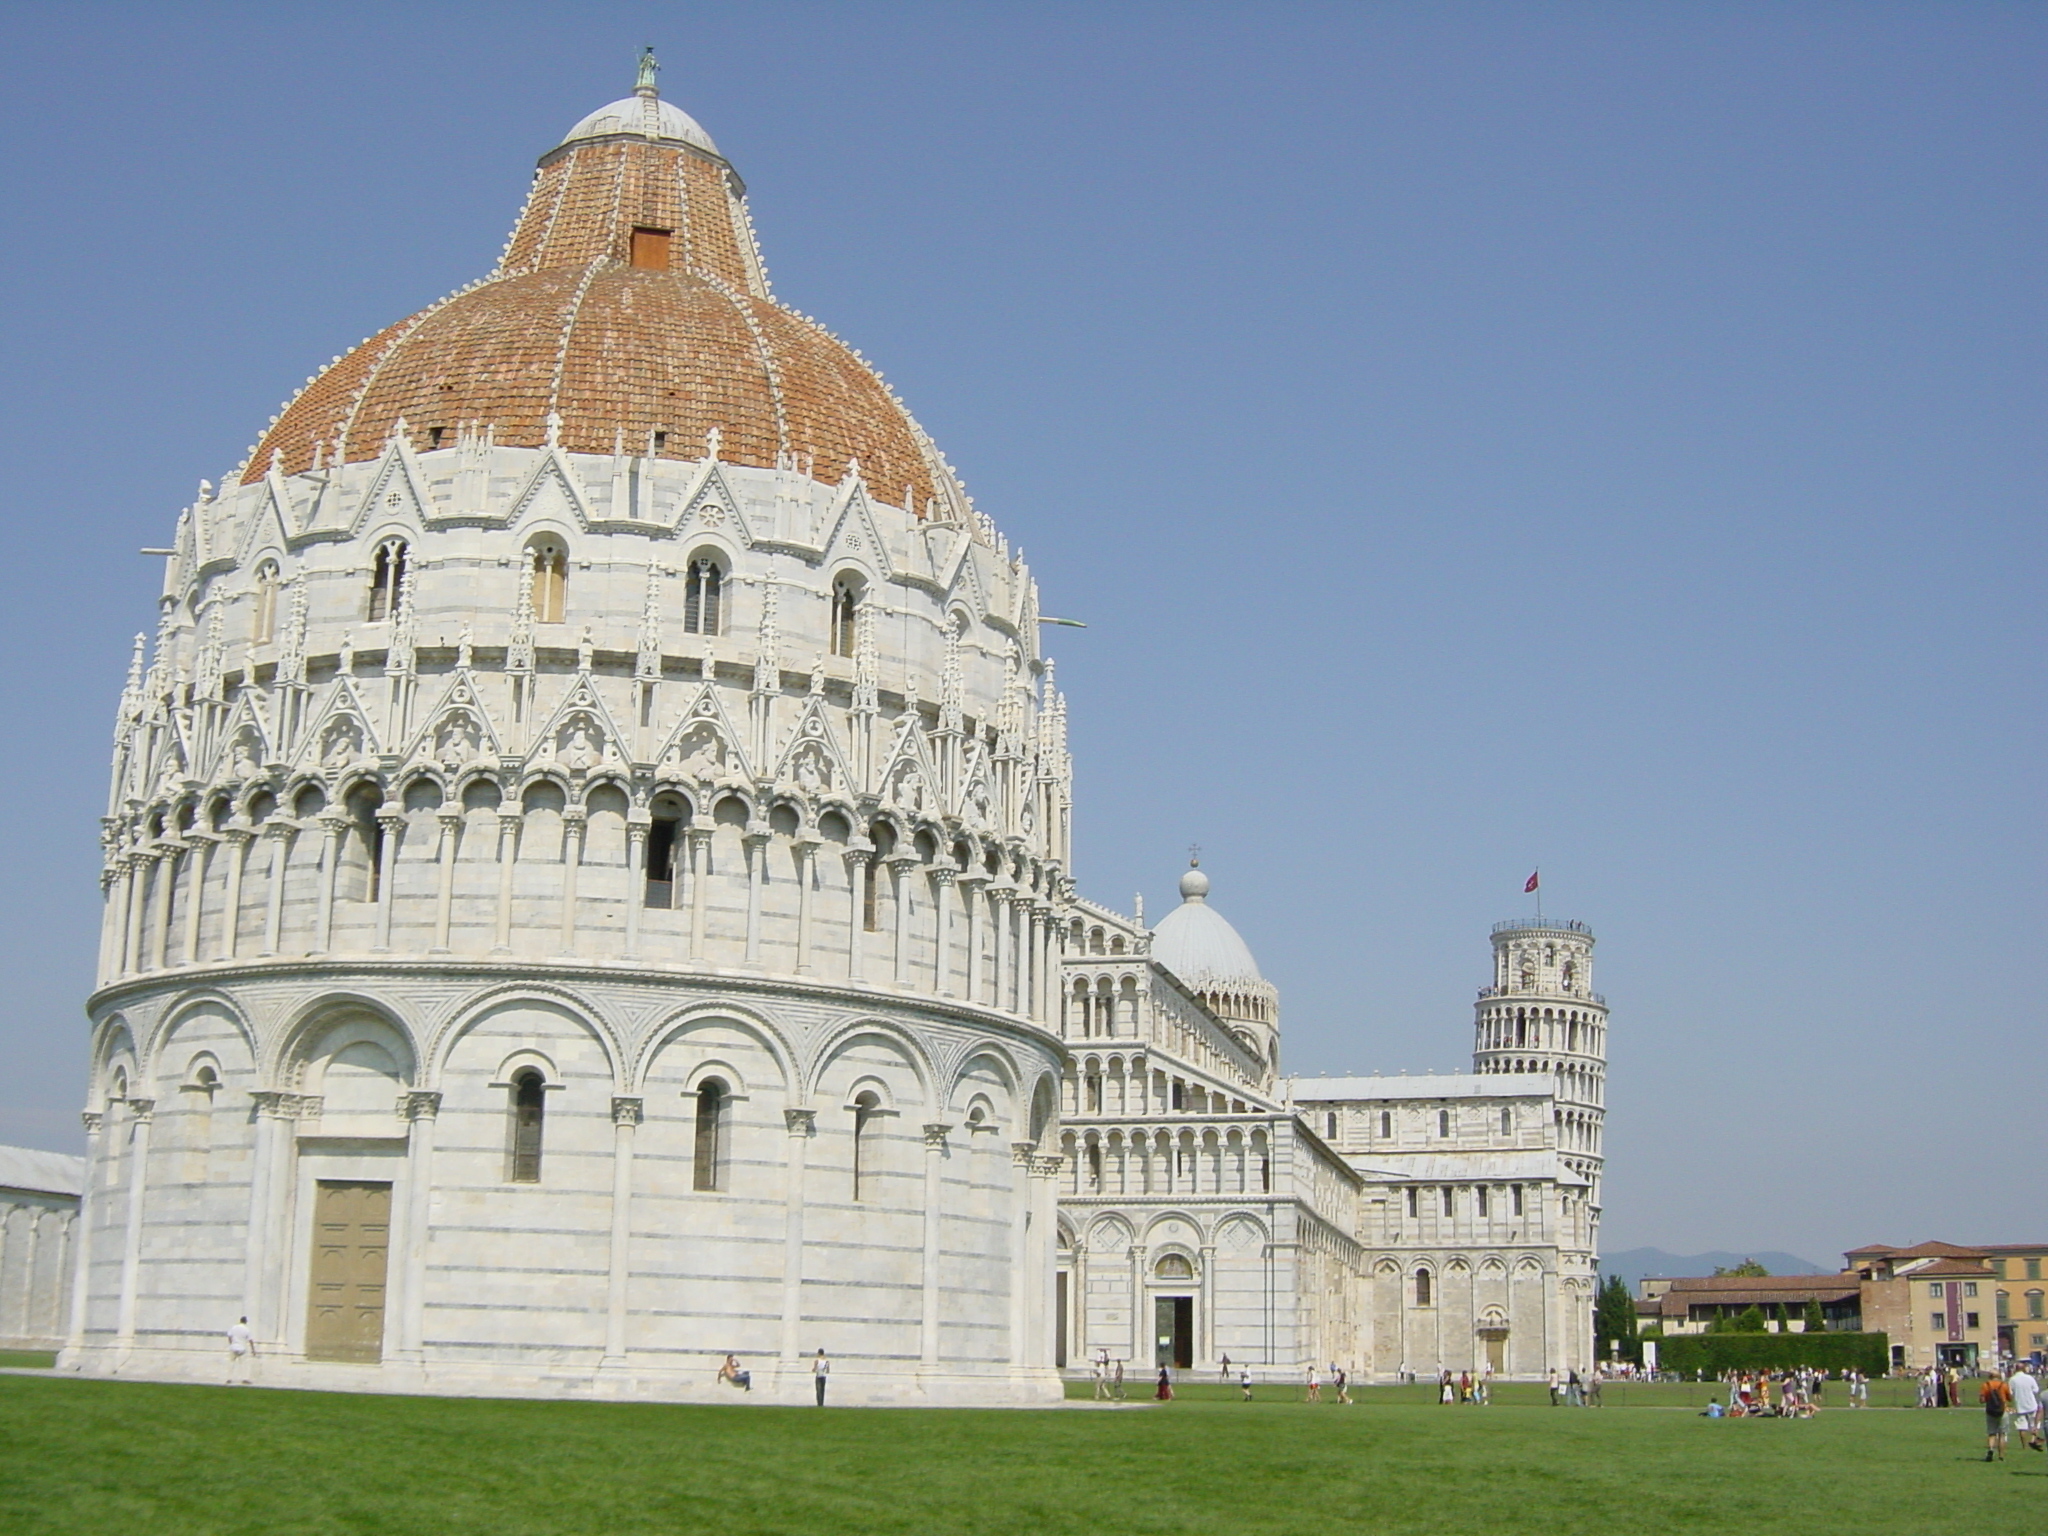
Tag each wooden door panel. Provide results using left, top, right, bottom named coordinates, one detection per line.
left=305, top=1180, right=392, bottom=1363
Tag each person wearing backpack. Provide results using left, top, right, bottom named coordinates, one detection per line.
left=1981, top=1370, right=2012, bottom=1462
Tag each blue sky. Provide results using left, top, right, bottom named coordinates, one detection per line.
left=0, top=2, right=2040, bottom=1262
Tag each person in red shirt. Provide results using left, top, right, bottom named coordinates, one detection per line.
left=1981, top=1372, right=2012, bottom=1462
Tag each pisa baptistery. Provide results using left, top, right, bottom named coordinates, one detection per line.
left=67, top=58, right=1072, bottom=1404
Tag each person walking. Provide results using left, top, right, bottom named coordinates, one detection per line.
left=1240, top=1366, right=1254, bottom=1402
left=225, top=1317, right=256, bottom=1384
left=1980, top=1370, right=2011, bottom=1461
left=1547, top=1368, right=1561, bottom=1406
left=1219, top=1352, right=1232, bottom=1383
left=1306, top=1364, right=1321, bottom=1403
left=1156, top=1365, right=1174, bottom=1401
left=1113, top=1358, right=1125, bottom=1400
left=812, top=1348, right=830, bottom=1406
left=2007, top=1361, right=2042, bottom=1451
left=1335, top=1366, right=1351, bottom=1405
left=1092, top=1353, right=1110, bottom=1400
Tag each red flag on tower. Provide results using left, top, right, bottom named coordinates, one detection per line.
left=1524, top=870, right=1540, bottom=894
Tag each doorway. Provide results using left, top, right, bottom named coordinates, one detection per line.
left=1480, top=1329, right=1508, bottom=1374
left=1154, top=1295, right=1193, bottom=1369
left=306, top=1180, right=392, bottom=1363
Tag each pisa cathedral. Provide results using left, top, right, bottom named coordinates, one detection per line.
left=64, top=63, right=1605, bottom=1402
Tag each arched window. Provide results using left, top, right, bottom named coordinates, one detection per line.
left=252, top=561, right=281, bottom=644
left=1438, top=1109, right=1452, bottom=1138
left=1405, top=1186, right=1418, bottom=1218
left=693, top=1079, right=728, bottom=1191
left=1500, top=1107, right=1513, bottom=1135
left=851, top=1090, right=881, bottom=1201
left=830, top=577, right=859, bottom=658
left=528, top=536, right=567, bottom=624
left=509, top=1069, right=545, bottom=1182
left=645, top=800, right=684, bottom=908
left=1155, top=1253, right=1193, bottom=1281
left=1415, top=1269, right=1433, bottom=1307
left=683, top=557, right=723, bottom=635
left=1441, top=1186, right=1455, bottom=1216
left=1086, top=1143, right=1102, bottom=1189
left=1379, top=1110, right=1392, bottom=1139
left=1325, top=1111, right=1337, bottom=1138
left=1476, top=1185, right=1490, bottom=1217
left=367, top=538, right=408, bottom=622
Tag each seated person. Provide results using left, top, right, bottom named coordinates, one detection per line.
left=1702, top=1399, right=1724, bottom=1417
left=717, top=1353, right=751, bottom=1391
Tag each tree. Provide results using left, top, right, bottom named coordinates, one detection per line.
left=1594, top=1274, right=1640, bottom=1363
left=1732, top=1304, right=1769, bottom=1333
left=1802, top=1297, right=1827, bottom=1334
left=1712, top=1259, right=1770, bottom=1278
left=1771, top=1302, right=1790, bottom=1333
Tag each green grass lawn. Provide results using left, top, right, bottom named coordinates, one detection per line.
left=0, top=1373, right=2033, bottom=1535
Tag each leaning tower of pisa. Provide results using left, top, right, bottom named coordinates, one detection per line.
left=1470, top=919, right=1608, bottom=1221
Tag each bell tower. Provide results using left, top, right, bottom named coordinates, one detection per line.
left=1472, top=918, right=1608, bottom=1218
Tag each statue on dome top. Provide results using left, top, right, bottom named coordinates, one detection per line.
left=636, top=46, right=660, bottom=95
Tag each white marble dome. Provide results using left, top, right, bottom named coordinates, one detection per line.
left=561, top=93, right=719, bottom=155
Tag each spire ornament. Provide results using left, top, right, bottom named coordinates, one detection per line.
left=636, top=45, right=660, bottom=96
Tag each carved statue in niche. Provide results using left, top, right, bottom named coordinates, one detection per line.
left=227, top=733, right=260, bottom=782
left=670, top=724, right=726, bottom=783
left=559, top=719, right=601, bottom=772
left=322, top=719, right=361, bottom=772
left=792, top=745, right=829, bottom=797
left=436, top=713, right=479, bottom=769
left=964, top=777, right=991, bottom=830
left=890, top=764, right=928, bottom=815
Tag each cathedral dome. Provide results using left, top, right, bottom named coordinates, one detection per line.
left=1150, top=866, right=1264, bottom=992
left=243, top=78, right=947, bottom=514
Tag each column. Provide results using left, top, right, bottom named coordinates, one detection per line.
left=959, top=874, right=986, bottom=1004
left=180, top=837, right=211, bottom=965
left=844, top=848, right=871, bottom=981
left=888, top=855, right=915, bottom=986
left=794, top=837, right=819, bottom=975
left=218, top=828, right=251, bottom=960
left=314, top=814, right=346, bottom=954
left=432, top=811, right=460, bottom=952
left=394, top=1091, right=441, bottom=1364
left=558, top=809, right=585, bottom=955
left=1129, top=1242, right=1148, bottom=1366
left=1200, top=1242, right=1217, bottom=1368
left=780, top=1108, right=814, bottom=1363
left=623, top=822, right=648, bottom=957
left=114, top=1099, right=153, bottom=1351
left=742, top=827, right=769, bottom=965
left=1009, top=1141, right=1034, bottom=1366
left=493, top=811, right=518, bottom=951
left=147, top=847, right=174, bottom=971
left=373, top=811, right=403, bottom=951
left=603, top=1097, right=642, bottom=1366
left=61, top=1111, right=101, bottom=1358
left=1025, top=906, right=1045, bottom=1022
left=687, top=828, right=712, bottom=962
left=121, top=854, right=146, bottom=974
left=920, top=1122, right=951, bottom=1367
left=990, top=887, right=1011, bottom=1012
left=1071, top=1241, right=1089, bottom=1363
left=1030, top=1154, right=1062, bottom=1368
left=261, top=825, right=290, bottom=956
left=243, top=1091, right=293, bottom=1342
left=930, top=869, right=956, bottom=998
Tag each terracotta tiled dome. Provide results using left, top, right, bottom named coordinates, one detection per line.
left=245, top=83, right=946, bottom=512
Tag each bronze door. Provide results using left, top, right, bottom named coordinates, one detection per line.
left=306, top=1180, right=392, bottom=1363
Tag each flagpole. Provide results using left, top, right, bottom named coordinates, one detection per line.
left=1535, top=869, right=1542, bottom=927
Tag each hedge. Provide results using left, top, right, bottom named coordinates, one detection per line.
left=1656, top=1332, right=1890, bottom=1378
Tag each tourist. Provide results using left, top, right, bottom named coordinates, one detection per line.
left=1566, top=1370, right=1584, bottom=1407
left=1219, top=1352, right=1232, bottom=1383
left=1701, top=1398, right=1724, bottom=1418
left=1241, top=1366, right=1254, bottom=1402
left=1306, top=1363, right=1321, bottom=1403
left=1458, top=1370, right=1472, bottom=1404
left=1547, top=1368, right=1561, bottom=1406
left=2006, top=1361, right=2042, bottom=1451
left=1092, top=1353, right=1110, bottom=1400
left=717, top=1353, right=751, bottom=1391
left=1980, top=1370, right=2011, bottom=1461
left=812, top=1348, right=830, bottom=1406
left=225, top=1316, right=256, bottom=1385
left=1156, top=1365, right=1174, bottom=1401
left=1440, top=1370, right=1456, bottom=1404
left=1335, top=1366, right=1351, bottom=1405
left=1113, top=1358, right=1125, bottom=1399
left=1849, top=1370, right=1868, bottom=1408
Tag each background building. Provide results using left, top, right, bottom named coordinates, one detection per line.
left=1, top=1145, right=83, bottom=1352
left=1057, top=876, right=1605, bottom=1380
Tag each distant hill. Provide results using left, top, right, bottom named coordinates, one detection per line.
left=1601, top=1247, right=1828, bottom=1293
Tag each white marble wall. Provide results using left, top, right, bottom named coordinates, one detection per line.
left=0, top=1192, right=76, bottom=1351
